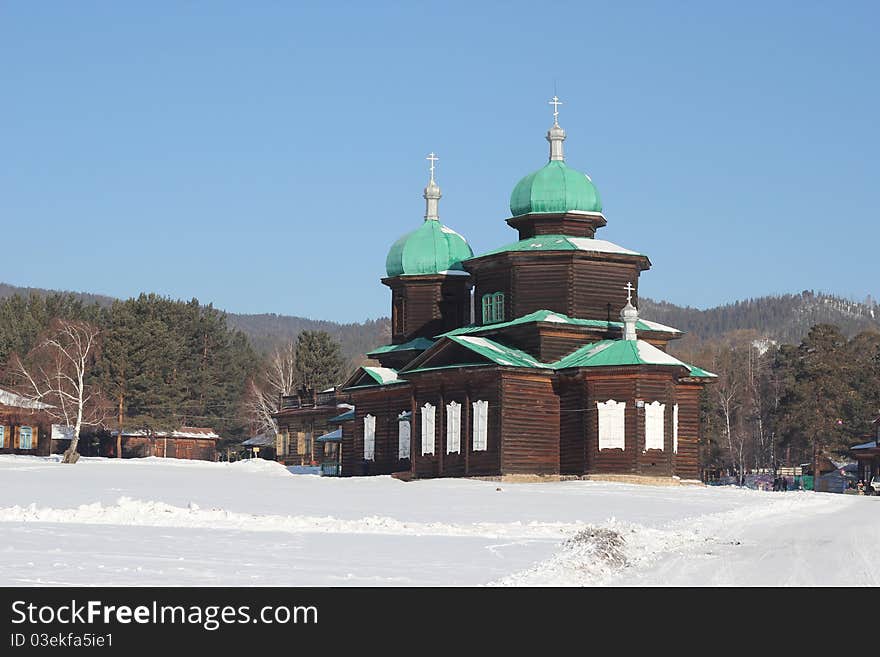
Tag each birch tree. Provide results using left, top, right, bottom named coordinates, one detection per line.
left=246, top=340, right=297, bottom=435
left=12, top=319, right=106, bottom=464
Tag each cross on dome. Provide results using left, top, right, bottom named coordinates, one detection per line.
left=426, top=152, right=439, bottom=183
left=549, top=95, right=562, bottom=126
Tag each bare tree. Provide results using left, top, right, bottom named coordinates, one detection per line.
left=245, top=340, right=297, bottom=436
left=12, top=320, right=106, bottom=464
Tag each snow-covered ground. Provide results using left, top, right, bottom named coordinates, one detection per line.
left=0, top=455, right=877, bottom=586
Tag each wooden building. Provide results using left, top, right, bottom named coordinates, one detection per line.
left=0, top=388, right=55, bottom=457
left=273, top=387, right=353, bottom=466
left=110, top=427, right=220, bottom=460
left=338, top=100, right=715, bottom=480
left=852, top=416, right=880, bottom=485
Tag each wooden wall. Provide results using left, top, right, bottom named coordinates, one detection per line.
left=557, top=374, right=586, bottom=474
left=119, top=436, right=216, bottom=461
left=344, top=385, right=413, bottom=477
left=408, top=368, right=502, bottom=478
left=0, top=410, right=52, bottom=457
left=570, top=259, right=643, bottom=322
left=674, top=382, right=702, bottom=480
left=581, top=369, right=682, bottom=477
left=468, top=252, right=648, bottom=326
left=383, top=275, right=471, bottom=343
left=499, top=371, right=559, bottom=475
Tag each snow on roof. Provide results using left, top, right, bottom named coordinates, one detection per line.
left=436, top=270, right=471, bottom=276
left=0, top=388, right=53, bottom=410
left=242, top=433, right=275, bottom=447
left=852, top=440, right=878, bottom=450
left=363, top=367, right=401, bottom=385
left=637, top=319, right=682, bottom=333
left=316, top=427, right=343, bottom=442
left=114, top=427, right=221, bottom=440
left=567, top=237, right=641, bottom=256
left=635, top=340, right=691, bottom=367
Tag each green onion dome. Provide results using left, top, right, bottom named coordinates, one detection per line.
left=385, top=220, right=473, bottom=277
left=510, top=160, right=602, bottom=217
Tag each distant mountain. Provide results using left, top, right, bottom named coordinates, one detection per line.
left=640, top=291, right=880, bottom=344
left=3, top=283, right=878, bottom=357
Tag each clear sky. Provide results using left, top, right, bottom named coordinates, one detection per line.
left=2, top=2, right=877, bottom=322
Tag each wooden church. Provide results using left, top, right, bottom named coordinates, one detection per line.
left=339, top=98, right=716, bottom=481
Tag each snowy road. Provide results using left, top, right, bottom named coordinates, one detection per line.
left=0, top=455, right=876, bottom=586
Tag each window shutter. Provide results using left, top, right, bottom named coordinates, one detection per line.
left=446, top=402, right=461, bottom=454
left=673, top=404, right=679, bottom=454
left=597, top=400, right=626, bottom=450
left=398, top=419, right=410, bottom=459
left=421, top=403, right=435, bottom=455
left=364, top=415, right=376, bottom=461
left=644, top=401, right=665, bottom=451
left=32, top=426, right=39, bottom=450
left=13, top=426, right=20, bottom=450
left=472, top=400, right=488, bottom=451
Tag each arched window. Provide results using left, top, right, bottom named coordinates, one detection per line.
left=481, top=292, right=505, bottom=324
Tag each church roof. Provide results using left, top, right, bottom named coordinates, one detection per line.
left=469, top=234, right=646, bottom=261
left=367, top=337, right=435, bottom=357
left=437, top=309, right=682, bottom=337
left=385, top=220, right=474, bottom=277
left=510, top=160, right=602, bottom=216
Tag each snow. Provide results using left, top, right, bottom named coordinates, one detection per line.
left=637, top=319, right=682, bottom=333
left=568, top=237, right=641, bottom=256
left=363, top=366, right=400, bottom=384
left=1, top=455, right=878, bottom=586
left=0, top=388, right=52, bottom=410
left=635, top=340, right=689, bottom=367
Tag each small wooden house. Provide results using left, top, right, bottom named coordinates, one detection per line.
left=273, top=387, right=352, bottom=466
left=852, top=417, right=880, bottom=484
left=0, top=388, right=54, bottom=457
left=110, top=427, right=220, bottom=460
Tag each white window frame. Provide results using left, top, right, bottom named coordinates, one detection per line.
left=0, top=425, right=4, bottom=449
left=472, top=400, right=488, bottom=451
left=446, top=402, right=461, bottom=454
left=644, top=401, right=665, bottom=451
left=421, top=403, right=435, bottom=455
left=673, top=404, right=679, bottom=454
left=597, top=400, right=625, bottom=450
left=398, top=416, right=411, bottom=460
left=19, top=425, right=33, bottom=450
left=363, top=415, right=375, bottom=461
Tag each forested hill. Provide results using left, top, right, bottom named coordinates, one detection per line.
left=0, top=283, right=388, bottom=361
left=3, top=282, right=878, bottom=355
left=640, top=291, right=880, bottom=344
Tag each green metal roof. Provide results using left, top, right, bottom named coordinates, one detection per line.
left=438, top=309, right=682, bottom=337
left=553, top=339, right=717, bottom=377
left=328, top=408, right=355, bottom=423
left=367, top=337, right=435, bottom=357
left=510, top=160, right=602, bottom=216
left=448, top=335, right=548, bottom=369
left=468, top=234, right=645, bottom=261
left=385, top=220, right=474, bottom=277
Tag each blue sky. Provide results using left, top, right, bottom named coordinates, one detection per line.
left=2, top=2, right=877, bottom=322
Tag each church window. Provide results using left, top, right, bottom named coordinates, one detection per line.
left=398, top=415, right=410, bottom=459
left=446, top=401, right=461, bottom=454
left=673, top=404, right=679, bottom=454
left=19, top=426, right=33, bottom=450
left=421, top=403, right=435, bottom=455
left=481, top=292, right=505, bottom=324
left=644, top=401, right=665, bottom=451
left=363, top=415, right=375, bottom=461
left=472, top=400, right=488, bottom=451
left=597, top=400, right=625, bottom=450
left=393, top=296, right=407, bottom=334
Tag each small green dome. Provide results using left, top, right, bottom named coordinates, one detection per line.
left=510, top=160, right=602, bottom=217
left=385, top=220, right=474, bottom=277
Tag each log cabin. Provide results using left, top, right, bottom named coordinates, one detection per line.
left=338, top=98, right=716, bottom=481
left=273, top=387, right=354, bottom=467
left=109, top=427, right=220, bottom=460
left=0, top=388, right=55, bottom=457
left=852, top=416, right=880, bottom=485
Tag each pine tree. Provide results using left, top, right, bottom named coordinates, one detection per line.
left=294, top=330, right=346, bottom=392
